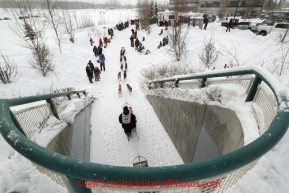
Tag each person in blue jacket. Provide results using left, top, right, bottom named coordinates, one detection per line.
left=93, top=46, right=98, bottom=57
left=99, top=54, right=106, bottom=71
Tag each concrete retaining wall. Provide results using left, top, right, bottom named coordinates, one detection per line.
left=146, top=96, right=244, bottom=163
left=47, top=105, right=92, bottom=161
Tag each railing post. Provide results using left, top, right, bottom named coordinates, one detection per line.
left=201, top=77, right=207, bottom=88
left=253, top=86, right=261, bottom=102
left=77, top=93, right=81, bottom=98
left=46, top=98, right=60, bottom=120
left=246, top=75, right=262, bottom=102
left=67, top=94, right=71, bottom=100
left=175, top=79, right=179, bottom=87
left=66, top=176, right=92, bottom=193
left=245, top=77, right=254, bottom=94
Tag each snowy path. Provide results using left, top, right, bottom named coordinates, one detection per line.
left=89, top=27, right=183, bottom=167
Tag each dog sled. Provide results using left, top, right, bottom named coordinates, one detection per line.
left=121, top=103, right=149, bottom=168
left=122, top=103, right=138, bottom=141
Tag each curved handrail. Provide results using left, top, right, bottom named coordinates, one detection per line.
left=0, top=67, right=288, bottom=190
left=149, top=66, right=288, bottom=106
left=7, top=90, right=86, bottom=106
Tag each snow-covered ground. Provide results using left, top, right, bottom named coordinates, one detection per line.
left=0, top=8, right=289, bottom=193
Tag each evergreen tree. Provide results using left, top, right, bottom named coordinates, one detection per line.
left=155, top=1, right=158, bottom=17
left=150, top=1, right=154, bottom=24
left=23, top=23, right=36, bottom=41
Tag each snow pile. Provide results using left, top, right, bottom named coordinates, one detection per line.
left=32, top=97, right=94, bottom=147
left=0, top=150, right=67, bottom=193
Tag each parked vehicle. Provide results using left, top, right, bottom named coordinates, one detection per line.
left=256, top=19, right=288, bottom=26
left=257, top=22, right=289, bottom=36
left=221, top=19, right=251, bottom=28
left=223, top=16, right=242, bottom=22
left=19, top=16, right=29, bottom=19
left=259, top=14, right=270, bottom=20
left=233, top=25, right=258, bottom=33
left=283, top=18, right=289, bottom=22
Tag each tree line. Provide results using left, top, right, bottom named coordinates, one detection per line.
left=0, top=0, right=135, bottom=10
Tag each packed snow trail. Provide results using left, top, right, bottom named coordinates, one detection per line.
left=88, top=25, right=183, bottom=167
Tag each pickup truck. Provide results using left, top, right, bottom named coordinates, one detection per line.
left=221, top=19, right=251, bottom=28
left=257, top=23, right=289, bottom=36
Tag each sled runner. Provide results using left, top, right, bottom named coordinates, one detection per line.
left=126, top=129, right=137, bottom=141
left=133, top=156, right=149, bottom=167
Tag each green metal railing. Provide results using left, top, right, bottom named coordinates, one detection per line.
left=0, top=66, right=289, bottom=193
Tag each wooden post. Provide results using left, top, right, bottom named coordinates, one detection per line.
left=281, top=26, right=289, bottom=43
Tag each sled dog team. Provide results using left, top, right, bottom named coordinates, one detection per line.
left=118, top=83, right=132, bottom=97
left=88, top=34, right=137, bottom=139
left=118, top=47, right=132, bottom=97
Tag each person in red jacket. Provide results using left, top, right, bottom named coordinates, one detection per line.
left=89, top=38, right=94, bottom=46
left=99, top=38, right=103, bottom=47
left=203, top=16, right=209, bottom=30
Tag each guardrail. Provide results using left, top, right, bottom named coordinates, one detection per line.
left=0, top=66, right=288, bottom=193
left=12, top=103, right=52, bottom=139
left=0, top=90, right=86, bottom=191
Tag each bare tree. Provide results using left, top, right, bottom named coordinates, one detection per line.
left=72, top=11, right=79, bottom=29
left=219, top=0, right=228, bottom=18
left=220, top=41, right=248, bottom=67
left=30, top=43, right=55, bottom=77
left=9, top=0, right=54, bottom=77
left=167, top=0, right=189, bottom=61
left=79, top=15, right=95, bottom=29
left=244, top=0, right=260, bottom=18
left=276, top=0, right=287, bottom=11
left=267, top=44, right=289, bottom=79
left=171, top=0, right=187, bottom=13
left=0, top=51, right=21, bottom=84
left=42, top=0, right=63, bottom=53
left=10, top=1, right=45, bottom=49
left=263, top=0, right=287, bottom=16
left=136, top=0, right=151, bottom=31
left=199, top=36, right=220, bottom=68
left=141, top=62, right=204, bottom=89
left=263, top=0, right=277, bottom=14
left=168, top=24, right=189, bottom=61
left=61, top=10, right=76, bottom=43
left=278, top=44, right=289, bottom=76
